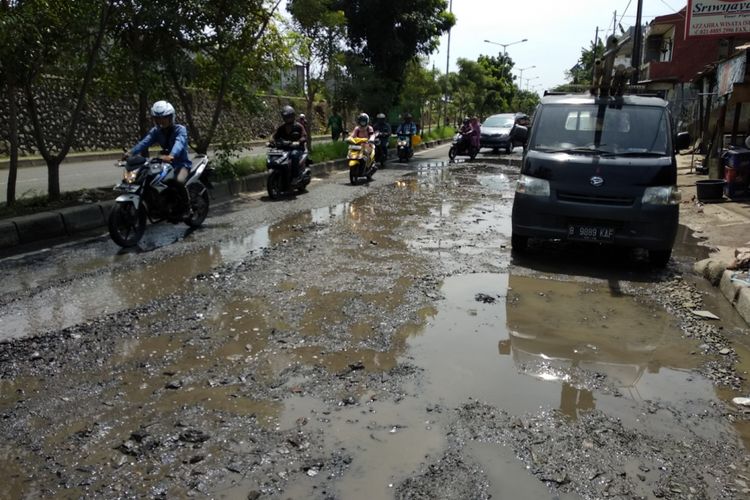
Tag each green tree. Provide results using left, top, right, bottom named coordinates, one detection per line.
left=333, top=0, right=454, bottom=112
left=13, top=0, right=115, bottom=201
left=399, top=59, right=442, bottom=127
left=477, top=53, right=515, bottom=116
left=511, top=90, right=540, bottom=115
left=0, top=0, right=34, bottom=206
left=166, top=0, right=285, bottom=154
left=105, top=0, right=173, bottom=138
left=287, top=0, right=346, bottom=149
left=565, top=39, right=604, bottom=86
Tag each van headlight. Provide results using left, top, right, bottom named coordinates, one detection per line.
left=642, top=186, right=681, bottom=205
left=516, top=175, right=550, bottom=197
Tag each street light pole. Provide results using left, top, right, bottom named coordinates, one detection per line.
left=516, top=65, right=536, bottom=88
left=484, top=38, right=528, bottom=56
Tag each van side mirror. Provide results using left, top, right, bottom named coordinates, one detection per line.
left=675, top=131, right=691, bottom=151
left=514, top=125, right=529, bottom=143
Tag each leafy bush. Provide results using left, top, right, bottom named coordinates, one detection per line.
left=421, top=126, right=455, bottom=142
left=309, top=141, right=349, bottom=163
left=213, top=154, right=267, bottom=180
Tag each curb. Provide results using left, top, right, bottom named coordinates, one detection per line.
left=0, top=138, right=452, bottom=251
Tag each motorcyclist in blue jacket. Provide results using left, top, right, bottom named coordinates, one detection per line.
left=126, top=100, right=193, bottom=217
left=396, top=112, right=417, bottom=137
left=396, top=113, right=417, bottom=157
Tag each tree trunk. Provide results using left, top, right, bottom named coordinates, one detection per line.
left=305, top=63, right=314, bottom=153
left=138, top=90, right=150, bottom=137
left=47, top=160, right=61, bottom=200
left=5, top=83, right=19, bottom=207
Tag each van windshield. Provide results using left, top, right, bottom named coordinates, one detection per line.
left=530, top=104, right=669, bottom=156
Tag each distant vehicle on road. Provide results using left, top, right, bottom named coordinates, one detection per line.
left=510, top=93, right=691, bottom=267
left=480, top=113, right=528, bottom=154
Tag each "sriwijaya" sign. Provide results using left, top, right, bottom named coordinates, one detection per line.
left=687, top=0, right=750, bottom=37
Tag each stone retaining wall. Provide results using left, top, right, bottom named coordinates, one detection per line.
left=0, top=78, right=330, bottom=157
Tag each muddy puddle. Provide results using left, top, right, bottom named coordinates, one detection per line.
left=3, top=164, right=747, bottom=498
left=0, top=205, right=353, bottom=341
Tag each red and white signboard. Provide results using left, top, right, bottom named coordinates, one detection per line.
left=687, top=0, right=750, bottom=37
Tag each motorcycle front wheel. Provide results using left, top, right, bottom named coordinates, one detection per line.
left=267, top=171, right=283, bottom=199
left=186, top=184, right=210, bottom=228
left=108, top=202, right=146, bottom=247
left=448, top=146, right=457, bottom=160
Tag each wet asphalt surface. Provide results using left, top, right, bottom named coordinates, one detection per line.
left=1, top=144, right=750, bottom=499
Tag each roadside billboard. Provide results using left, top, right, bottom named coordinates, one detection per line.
left=687, top=0, right=750, bottom=37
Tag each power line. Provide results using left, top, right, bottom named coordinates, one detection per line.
left=618, top=0, right=633, bottom=28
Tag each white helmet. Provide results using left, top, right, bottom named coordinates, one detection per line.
left=151, top=100, right=175, bottom=127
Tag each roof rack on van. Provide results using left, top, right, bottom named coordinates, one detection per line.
left=591, top=34, right=635, bottom=98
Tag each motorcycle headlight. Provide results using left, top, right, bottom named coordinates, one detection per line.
left=123, top=170, right=138, bottom=184
left=515, top=175, right=550, bottom=197
left=642, top=186, right=681, bottom=205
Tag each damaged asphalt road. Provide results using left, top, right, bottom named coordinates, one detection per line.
left=1, top=145, right=749, bottom=499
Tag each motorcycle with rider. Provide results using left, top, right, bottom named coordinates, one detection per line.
left=347, top=113, right=378, bottom=185
left=266, top=105, right=312, bottom=199
left=449, top=116, right=480, bottom=161
left=110, top=100, right=212, bottom=247
left=373, top=113, right=391, bottom=168
left=396, top=113, right=417, bottom=162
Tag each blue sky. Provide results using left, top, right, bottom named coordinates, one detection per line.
left=428, top=0, right=686, bottom=95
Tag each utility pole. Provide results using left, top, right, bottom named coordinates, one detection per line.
left=630, top=0, right=644, bottom=84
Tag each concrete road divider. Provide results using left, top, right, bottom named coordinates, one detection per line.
left=13, top=212, right=66, bottom=244
left=0, top=220, right=20, bottom=248
left=58, top=205, right=106, bottom=233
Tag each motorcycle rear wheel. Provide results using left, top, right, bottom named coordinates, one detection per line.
left=349, top=169, right=358, bottom=185
left=109, top=203, right=146, bottom=247
left=469, top=146, right=479, bottom=161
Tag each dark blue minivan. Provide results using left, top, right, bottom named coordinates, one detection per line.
left=511, top=94, right=690, bottom=267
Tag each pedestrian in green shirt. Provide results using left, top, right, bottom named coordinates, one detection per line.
left=326, top=109, right=344, bottom=141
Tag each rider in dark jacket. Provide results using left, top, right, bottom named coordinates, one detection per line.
left=373, top=113, right=391, bottom=164
left=272, top=105, right=307, bottom=187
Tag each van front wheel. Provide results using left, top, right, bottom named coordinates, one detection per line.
left=649, top=249, right=672, bottom=268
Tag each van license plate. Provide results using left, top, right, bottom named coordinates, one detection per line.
left=568, top=225, right=615, bottom=241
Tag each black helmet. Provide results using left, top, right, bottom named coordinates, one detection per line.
left=463, top=116, right=470, bottom=124
left=281, top=105, right=296, bottom=124
left=357, top=113, right=369, bottom=126
left=404, top=112, right=412, bottom=121
left=376, top=113, right=386, bottom=121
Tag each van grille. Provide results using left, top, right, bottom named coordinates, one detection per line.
left=557, top=191, right=634, bottom=206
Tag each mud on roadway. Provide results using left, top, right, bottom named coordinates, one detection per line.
left=1, top=152, right=750, bottom=499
